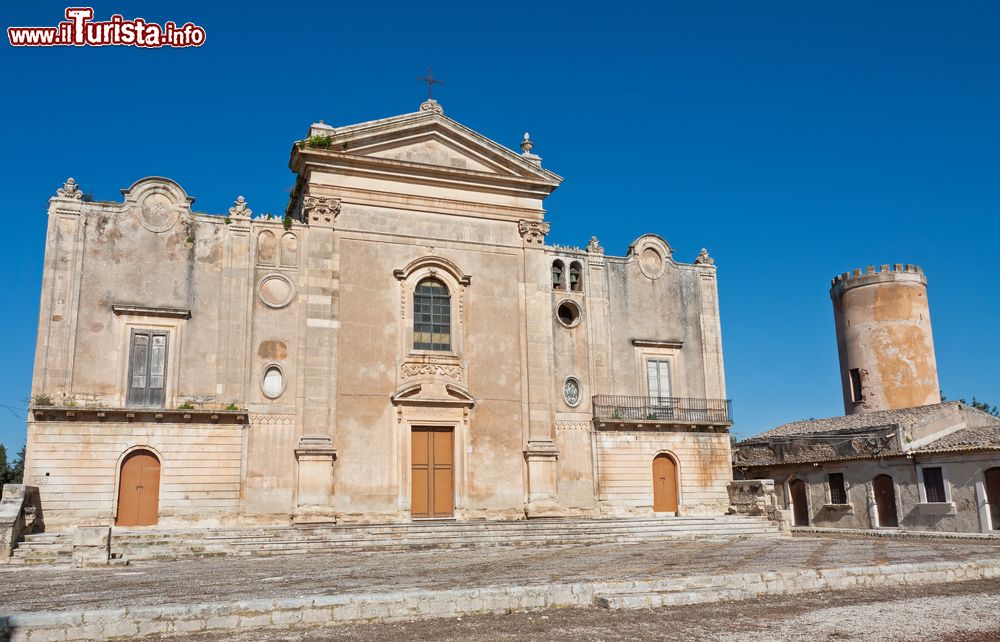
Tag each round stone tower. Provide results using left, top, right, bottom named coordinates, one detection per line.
left=830, top=264, right=940, bottom=415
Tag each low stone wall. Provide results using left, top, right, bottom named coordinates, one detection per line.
left=2, top=558, right=998, bottom=640
left=727, top=479, right=791, bottom=533
left=0, top=485, right=42, bottom=559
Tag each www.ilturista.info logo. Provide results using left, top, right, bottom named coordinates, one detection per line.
left=8, top=8, right=206, bottom=48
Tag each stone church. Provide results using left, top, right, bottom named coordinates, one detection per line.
left=25, top=100, right=732, bottom=530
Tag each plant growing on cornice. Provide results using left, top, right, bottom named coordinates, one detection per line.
left=304, top=135, right=334, bottom=149
left=224, top=216, right=232, bottom=225
left=32, top=394, right=53, bottom=407
left=283, top=214, right=293, bottom=230
left=225, top=402, right=240, bottom=411
left=177, top=402, right=194, bottom=410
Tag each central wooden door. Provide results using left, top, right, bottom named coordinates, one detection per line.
left=790, top=479, right=809, bottom=526
left=116, top=450, right=161, bottom=527
left=652, top=454, right=678, bottom=513
left=873, top=474, right=899, bottom=527
left=411, top=427, right=454, bottom=518
left=985, top=468, right=1000, bottom=530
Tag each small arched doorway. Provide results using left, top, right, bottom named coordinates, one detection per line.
left=116, top=449, right=161, bottom=527
left=651, top=453, right=678, bottom=513
left=873, top=474, right=898, bottom=527
left=985, top=468, right=1000, bottom=530
left=789, top=479, right=809, bottom=526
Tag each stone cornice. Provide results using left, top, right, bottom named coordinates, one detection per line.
left=29, top=407, right=247, bottom=425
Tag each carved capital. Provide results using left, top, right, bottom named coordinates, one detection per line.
left=302, top=195, right=342, bottom=227
left=518, top=220, right=550, bottom=246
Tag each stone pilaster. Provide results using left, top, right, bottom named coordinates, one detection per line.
left=518, top=219, right=563, bottom=517
left=221, top=199, right=252, bottom=405
left=294, top=194, right=342, bottom=520
left=34, top=180, right=86, bottom=398
left=695, top=250, right=726, bottom=400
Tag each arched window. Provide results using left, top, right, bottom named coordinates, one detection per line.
left=569, top=261, right=583, bottom=291
left=552, top=260, right=565, bottom=290
left=413, top=278, right=451, bottom=351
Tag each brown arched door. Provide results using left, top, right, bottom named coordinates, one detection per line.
left=116, top=450, right=161, bottom=527
left=790, top=479, right=809, bottom=526
left=873, top=474, right=898, bottom=527
left=652, top=454, right=678, bottom=513
left=985, top=468, right=1000, bottom=530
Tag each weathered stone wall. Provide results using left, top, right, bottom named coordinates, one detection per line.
left=24, top=418, right=244, bottom=529
left=595, top=431, right=731, bottom=515
left=760, top=451, right=1000, bottom=533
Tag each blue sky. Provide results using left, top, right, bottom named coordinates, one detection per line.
left=1, top=2, right=998, bottom=452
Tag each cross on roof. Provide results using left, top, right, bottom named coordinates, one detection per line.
left=417, top=68, right=443, bottom=100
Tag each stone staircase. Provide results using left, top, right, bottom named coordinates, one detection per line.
left=8, top=515, right=782, bottom=565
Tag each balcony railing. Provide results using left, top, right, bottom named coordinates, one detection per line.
left=592, top=395, right=733, bottom=424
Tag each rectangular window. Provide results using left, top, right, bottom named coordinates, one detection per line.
left=849, top=368, right=863, bottom=403
left=646, top=359, right=673, bottom=419
left=127, top=329, right=168, bottom=407
left=922, top=467, right=947, bottom=503
left=828, top=473, right=847, bottom=504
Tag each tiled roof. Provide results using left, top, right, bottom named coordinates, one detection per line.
left=741, top=402, right=964, bottom=443
left=916, top=423, right=1000, bottom=453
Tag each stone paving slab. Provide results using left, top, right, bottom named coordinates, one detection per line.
left=1, top=536, right=998, bottom=614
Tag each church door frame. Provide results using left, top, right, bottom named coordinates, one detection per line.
left=651, top=452, right=680, bottom=514
left=115, top=447, right=162, bottom=527
left=410, top=426, right=455, bottom=519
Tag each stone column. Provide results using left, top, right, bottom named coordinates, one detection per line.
left=694, top=249, right=726, bottom=401
left=293, top=194, right=342, bottom=523
left=518, top=220, right=563, bottom=517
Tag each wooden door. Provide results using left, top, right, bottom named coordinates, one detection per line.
left=985, top=468, right=1000, bottom=530
left=116, top=450, right=161, bottom=527
left=790, top=479, right=809, bottom=526
left=411, top=427, right=453, bottom=518
left=652, top=454, right=678, bottom=513
left=873, top=474, right=898, bottom=527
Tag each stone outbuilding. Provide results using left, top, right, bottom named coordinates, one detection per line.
left=734, top=402, right=1000, bottom=533
left=24, top=101, right=734, bottom=530
left=735, top=263, right=1000, bottom=534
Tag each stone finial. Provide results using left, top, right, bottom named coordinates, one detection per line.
left=419, top=99, right=444, bottom=115
left=586, top=236, right=604, bottom=254
left=56, top=178, right=83, bottom=200
left=520, top=132, right=534, bottom=155
left=229, top=195, right=252, bottom=219
left=694, top=248, right=715, bottom=266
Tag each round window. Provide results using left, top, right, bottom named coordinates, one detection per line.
left=564, top=377, right=581, bottom=407
left=262, top=365, right=284, bottom=399
left=556, top=300, right=582, bottom=327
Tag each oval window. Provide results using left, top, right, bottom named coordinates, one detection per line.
left=262, top=366, right=284, bottom=399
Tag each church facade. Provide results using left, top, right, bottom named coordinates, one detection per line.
left=25, top=100, right=733, bottom=529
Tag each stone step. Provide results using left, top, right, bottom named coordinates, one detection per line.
left=111, top=522, right=775, bottom=546
left=8, top=516, right=783, bottom=565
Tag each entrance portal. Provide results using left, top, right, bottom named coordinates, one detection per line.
left=873, top=474, right=899, bottom=527
left=651, top=453, right=678, bottom=513
left=116, top=449, right=161, bottom=527
left=790, top=479, right=809, bottom=526
left=411, top=427, right=454, bottom=518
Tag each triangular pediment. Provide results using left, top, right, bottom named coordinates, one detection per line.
left=298, top=108, right=562, bottom=186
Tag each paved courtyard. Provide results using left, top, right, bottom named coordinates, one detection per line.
left=1, top=535, right=998, bottom=614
